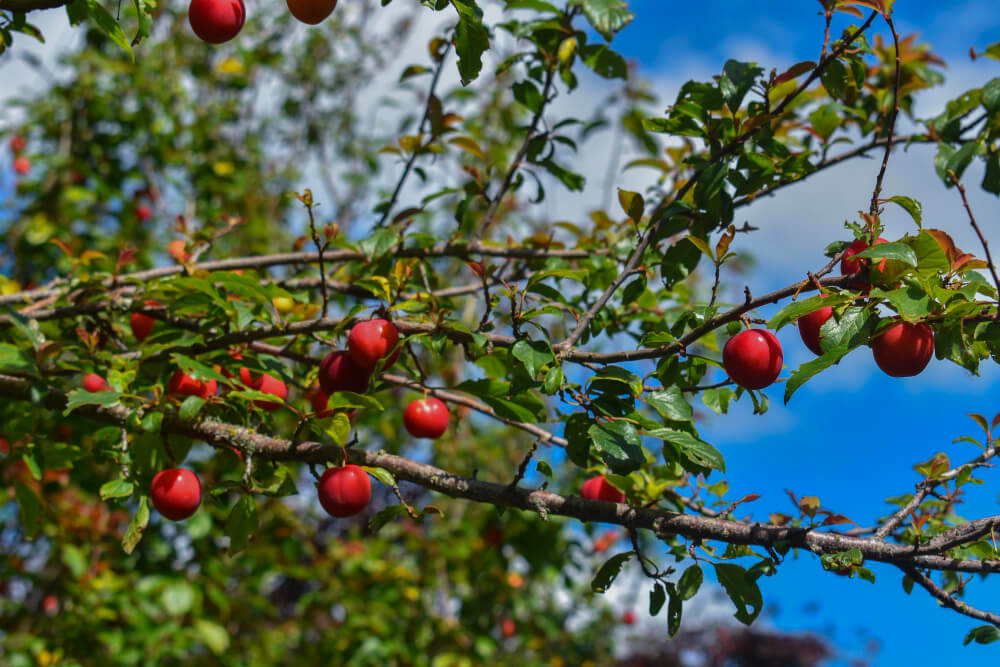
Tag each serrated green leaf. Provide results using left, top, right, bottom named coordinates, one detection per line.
left=677, top=563, right=703, bottom=600
left=14, top=481, right=40, bottom=540
left=588, top=421, right=645, bottom=475
left=511, top=339, right=554, bottom=378
left=713, top=562, right=763, bottom=625
left=885, top=195, right=923, bottom=226
left=122, top=496, right=150, bottom=554
left=783, top=345, right=850, bottom=403
left=580, top=0, right=634, bottom=41
left=646, top=387, right=693, bottom=422
left=591, top=551, right=632, bottom=593
left=100, top=478, right=135, bottom=500
left=225, top=495, right=258, bottom=554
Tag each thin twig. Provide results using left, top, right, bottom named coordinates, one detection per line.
left=950, top=173, right=1000, bottom=310
left=302, top=192, right=330, bottom=317
left=375, top=37, right=453, bottom=229
left=473, top=64, right=558, bottom=241
left=868, top=12, right=902, bottom=219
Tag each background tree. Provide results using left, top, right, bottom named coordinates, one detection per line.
left=1, top=0, right=999, bottom=664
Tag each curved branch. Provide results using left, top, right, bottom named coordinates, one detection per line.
left=2, top=372, right=999, bottom=580
left=902, top=565, right=1000, bottom=627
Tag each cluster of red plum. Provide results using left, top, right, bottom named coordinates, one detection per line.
left=187, top=0, right=338, bottom=44
left=722, top=237, right=935, bottom=391
left=84, top=317, right=448, bottom=523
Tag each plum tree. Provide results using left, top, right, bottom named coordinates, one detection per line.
left=1, top=0, right=1000, bottom=662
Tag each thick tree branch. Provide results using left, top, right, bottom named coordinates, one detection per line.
left=2, top=372, right=999, bottom=581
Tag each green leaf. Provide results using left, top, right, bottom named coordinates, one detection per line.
left=194, top=619, right=230, bottom=655
left=363, top=466, right=394, bottom=487
left=161, top=581, right=195, bottom=616
left=981, top=78, right=1000, bottom=113
left=667, top=588, right=682, bottom=636
left=179, top=396, right=206, bottom=420
left=14, top=481, right=40, bottom=540
left=885, top=196, right=923, bottom=227
left=853, top=241, right=918, bottom=268
left=591, top=552, right=632, bottom=593
left=677, top=563, right=703, bottom=601
left=369, top=505, right=410, bottom=533
left=581, top=44, right=628, bottom=79
left=701, top=387, right=733, bottom=415
left=818, top=306, right=875, bottom=349
left=225, top=495, right=258, bottom=554
left=63, top=388, right=120, bottom=415
left=783, top=345, right=850, bottom=404
left=21, top=452, right=41, bottom=480
left=100, top=478, right=135, bottom=501
left=649, top=582, right=666, bottom=616
left=580, top=0, right=634, bottom=41
left=646, top=387, right=693, bottom=422
left=650, top=428, right=726, bottom=473
left=451, top=0, right=489, bottom=85
left=511, top=339, right=554, bottom=378
left=83, top=0, right=134, bottom=60
left=588, top=421, right=645, bottom=475
left=0, top=342, right=36, bottom=374
left=964, top=625, right=1000, bottom=645
left=769, top=294, right=846, bottom=331
left=720, top=60, right=763, bottom=111
left=542, top=366, right=563, bottom=394
left=713, top=563, right=763, bottom=625
left=122, top=496, right=150, bottom=554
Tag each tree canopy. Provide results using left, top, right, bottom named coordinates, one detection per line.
left=2, top=0, right=1000, bottom=663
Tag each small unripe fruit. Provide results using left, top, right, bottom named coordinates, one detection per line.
left=188, top=0, right=246, bottom=44
left=238, top=367, right=288, bottom=411
left=151, top=468, right=202, bottom=520
left=403, top=398, right=449, bottom=439
left=317, top=464, right=372, bottom=517
left=272, top=297, right=295, bottom=314
left=723, top=329, right=783, bottom=390
left=580, top=475, right=625, bottom=503
left=318, top=350, right=371, bottom=395
left=130, top=300, right=162, bottom=343
left=871, top=321, right=934, bottom=377
left=286, top=0, right=337, bottom=24
left=797, top=296, right=833, bottom=356
left=168, top=369, right=218, bottom=399
left=82, top=373, right=110, bottom=393
left=13, top=156, right=30, bottom=175
left=348, top=319, right=400, bottom=371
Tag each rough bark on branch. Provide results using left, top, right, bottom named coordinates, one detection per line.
left=1, top=372, right=997, bottom=577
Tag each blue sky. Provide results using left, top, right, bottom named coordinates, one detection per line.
left=604, top=1, right=1000, bottom=663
